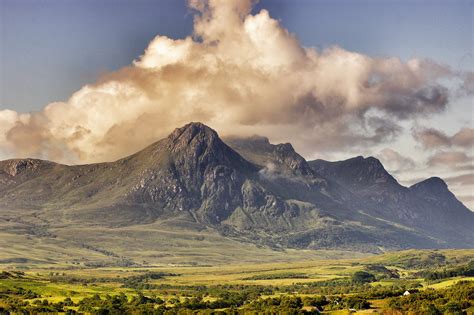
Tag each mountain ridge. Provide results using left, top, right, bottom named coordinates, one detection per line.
left=0, top=122, right=473, bottom=265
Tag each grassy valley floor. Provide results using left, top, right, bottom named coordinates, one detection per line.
left=1, top=249, right=473, bottom=314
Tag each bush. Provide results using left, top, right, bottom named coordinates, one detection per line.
left=352, top=271, right=376, bottom=284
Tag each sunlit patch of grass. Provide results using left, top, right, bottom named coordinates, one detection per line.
left=425, top=276, right=474, bottom=289
left=0, top=248, right=472, bottom=313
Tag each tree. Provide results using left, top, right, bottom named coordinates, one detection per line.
left=352, top=271, right=376, bottom=284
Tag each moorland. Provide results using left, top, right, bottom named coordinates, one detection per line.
left=1, top=249, right=473, bottom=314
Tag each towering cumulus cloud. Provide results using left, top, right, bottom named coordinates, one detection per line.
left=0, top=0, right=461, bottom=163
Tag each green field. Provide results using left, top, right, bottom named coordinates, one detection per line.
left=1, top=249, right=473, bottom=314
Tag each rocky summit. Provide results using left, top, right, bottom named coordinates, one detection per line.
left=0, top=122, right=473, bottom=265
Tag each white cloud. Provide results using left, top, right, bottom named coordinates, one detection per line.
left=0, top=0, right=466, bottom=165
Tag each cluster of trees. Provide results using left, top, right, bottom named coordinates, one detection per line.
left=392, top=252, right=447, bottom=269
left=78, top=293, right=165, bottom=313
left=417, top=260, right=474, bottom=281
left=0, top=286, right=39, bottom=299
left=121, top=272, right=178, bottom=289
left=279, top=272, right=420, bottom=295
left=1, top=266, right=472, bottom=314
left=169, top=290, right=258, bottom=310
left=351, top=271, right=376, bottom=284
left=0, top=271, right=25, bottom=279
left=39, top=271, right=178, bottom=289
left=324, top=296, right=370, bottom=311
left=1, top=285, right=276, bottom=313
left=364, top=264, right=400, bottom=280
left=249, top=294, right=371, bottom=312
left=248, top=296, right=309, bottom=312
left=242, top=272, right=309, bottom=280
left=0, top=296, right=75, bottom=313
left=77, top=293, right=369, bottom=314
left=4, top=281, right=471, bottom=314
left=1, top=287, right=364, bottom=314
left=0, top=292, right=317, bottom=314
left=386, top=281, right=474, bottom=314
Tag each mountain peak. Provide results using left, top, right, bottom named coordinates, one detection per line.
left=162, top=122, right=228, bottom=156
left=178, top=121, right=213, bottom=132
left=352, top=155, right=383, bottom=166
left=309, top=155, right=397, bottom=190
left=275, top=142, right=295, bottom=153
left=1, top=158, right=53, bottom=177
left=349, top=156, right=389, bottom=175
left=420, top=177, right=447, bottom=187
left=410, top=177, right=448, bottom=194
left=168, top=122, right=217, bottom=143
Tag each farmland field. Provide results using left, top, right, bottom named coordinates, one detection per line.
left=1, top=249, right=473, bottom=314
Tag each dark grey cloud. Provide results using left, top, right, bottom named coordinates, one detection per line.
left=381, top=85, right=448, bottom=119
left=413, top=127, right=474, bottom=149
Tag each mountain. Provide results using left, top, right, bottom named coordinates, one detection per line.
left=1, top=122, right=473, bottom=266
left=308, top=156, right=399, bottom=191
left=309, top=157, right=474, bottom=247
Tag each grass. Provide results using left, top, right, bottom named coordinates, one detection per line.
left=425, top=276, right=474, bottom=289
left=0, top=212, right=371, bottom=268
left=1, top=249, right=473, bottom=313
left=2, top=249, right=473, bottom=291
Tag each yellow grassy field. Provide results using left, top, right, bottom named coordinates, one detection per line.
left=1, top=248, right=473, bottom=310
left=425, top=276, right=474, bottom=289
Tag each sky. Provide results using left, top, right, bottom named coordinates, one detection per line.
left=0, top=0, right=473, bottom=207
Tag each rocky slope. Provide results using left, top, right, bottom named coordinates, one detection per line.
left=309, top=158, right=474, bottom=247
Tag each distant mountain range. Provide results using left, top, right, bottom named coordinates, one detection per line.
left=1, top=122, right=473, bottom=264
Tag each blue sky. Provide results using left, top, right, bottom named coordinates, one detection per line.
left=1, top=0, right=472, bottom=112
